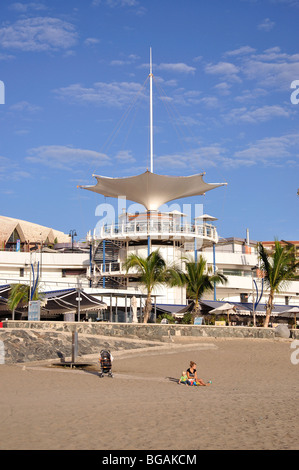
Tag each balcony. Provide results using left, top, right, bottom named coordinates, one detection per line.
left=89, top=221, right=218, bottom=245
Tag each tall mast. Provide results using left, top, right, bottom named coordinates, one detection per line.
left=149, top=47, right=154, bottom=173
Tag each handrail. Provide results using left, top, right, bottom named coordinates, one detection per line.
left=92, top=222, right=217, bottom=241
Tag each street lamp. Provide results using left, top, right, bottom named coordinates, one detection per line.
left=251, top=265, right=259, bottom=327
left=69, top=229, right=77, bottom=252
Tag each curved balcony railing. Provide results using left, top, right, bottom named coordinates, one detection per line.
left=89, top=221, right=218, bottom=244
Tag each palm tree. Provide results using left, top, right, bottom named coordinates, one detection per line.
left=124, top=250, right=180, bottom=323
left=8, top=283, right=42, bottom=318
left=258, top=240, right=299, bottom=327
left=172, top=256, right=227, bottom=316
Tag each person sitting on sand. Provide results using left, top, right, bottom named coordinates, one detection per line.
left=187, top=361, right=210, bottom=386
left=179, top=371, right=188, bottom=384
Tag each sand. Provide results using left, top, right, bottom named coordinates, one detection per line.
left=0, top=337, right=298, bottom=451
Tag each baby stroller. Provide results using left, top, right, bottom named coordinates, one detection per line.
left=99, top=349, right=113, bottom=378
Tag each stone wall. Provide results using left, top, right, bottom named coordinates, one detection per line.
left=1, top=321, right=297, bottom=364
left=2, top=320, right=298, bottom=340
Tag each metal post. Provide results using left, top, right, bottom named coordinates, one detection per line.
left=89, top=243, right=92, bottom=287
left=109, top=293, right=112, bottom=322
left=77, top=278, right=81, bottom=322
left=149, top=47, right=154, bottom=173
left=115, top=296, right=118, bottom=322
left=103, top=239, right=106, bottom=288
left=72, top=330, right=78, bottom=365
left=148, top=235, right=150, bottom=257
left=194, top=237, right=197, bottom=262
left=213, top=243, right=216, bottom=301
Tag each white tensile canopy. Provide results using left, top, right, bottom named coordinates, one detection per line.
left=80, top=170, right=226, bottom=211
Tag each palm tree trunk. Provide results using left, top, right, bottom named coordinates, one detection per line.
left=143, top=292, right=152, bottom=323
left=264, top=290, right=274, bottom=328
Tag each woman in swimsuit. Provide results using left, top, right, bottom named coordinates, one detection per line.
left=186, top=361, right=210, bottom=386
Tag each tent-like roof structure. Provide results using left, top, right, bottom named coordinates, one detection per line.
left=41, top=289, right=107, bottom=316
left=0, top=286, right=107, bottom=319
left=0, top=216, right=70, bottom=246
left=80, top=170, right=226, bottom=211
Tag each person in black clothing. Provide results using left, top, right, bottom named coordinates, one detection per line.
left=186, top=361, right=210, bottom=386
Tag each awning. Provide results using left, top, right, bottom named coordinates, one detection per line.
left=42, top=289, right=107, bottom=316
left=80, top=170, right=226, bottom=211
left=199, top=300, right=298, bottom=316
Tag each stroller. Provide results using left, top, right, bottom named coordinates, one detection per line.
left=99, top=349, right=113, bottom=378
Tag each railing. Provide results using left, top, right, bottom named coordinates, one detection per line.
left=92, top=222, right=218, bottom=241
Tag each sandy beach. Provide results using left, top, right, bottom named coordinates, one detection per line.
left=0, top=337, right=298, bottom=451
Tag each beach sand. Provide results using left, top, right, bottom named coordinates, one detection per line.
left=0, top=337, right=298, bottom=450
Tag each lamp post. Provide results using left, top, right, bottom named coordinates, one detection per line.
left=69, top=229, right=77, bottom=252
left=251, top=265, right=259, bottom=327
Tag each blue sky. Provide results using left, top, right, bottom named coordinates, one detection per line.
left=0, top=0, right=298, bottom=243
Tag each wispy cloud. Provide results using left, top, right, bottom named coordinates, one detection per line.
left=84, top=37, right=100, bottom=46
left=225, top=46, right=256, bottom=56
left=257, top=18, right=275, bottom=31
left=54, top=81, right=145, bottom=107
left=9, top=101, right=42, bottom=113
left=204, top=61, right=241, bottom=82
left=157, top=63, right=196, bottom=75
left=9, top=2, right=48, bottom=12
left=26, top=145, right=111, bottom=170
left=233, top=133, right=299, bottom=166
left=0, top=17, right=78, bottom=52
left=223, top=105, right=291, bottom=123
left=0, top=155, right=32, bottom=181
left=91, top=0, right=146, bottom=14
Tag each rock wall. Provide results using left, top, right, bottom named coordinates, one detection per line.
left=0, top=321, right=296, bottom=364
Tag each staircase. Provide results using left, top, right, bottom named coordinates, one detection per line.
left=92, top=240, right=126, bottom=289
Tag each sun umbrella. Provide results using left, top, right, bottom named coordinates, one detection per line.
left=209, top=302, right=237, bottom=325
left=278, top=306, right=299, bottom=329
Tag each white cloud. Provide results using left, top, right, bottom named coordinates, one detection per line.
left=233, top=133, right=299, bottom=165
left=92, top=0, right=146, bottom=14
left=214, top=82, right=232, bottom=96
left=204, top=61, right=241, bottom=82
left=223, top=105, right=291, bottom=123
left=84, top=37, right=100, bottom=46
left=54, top=81, right=145, bottom=107
left=157, top=63, right=196, bottom=75
left=26, top=145, right=111, bottom=170
left=242, top=54, right=299, bottom=89
left=9, top=101, right=41, bottom=113
left=9, top=2, right=48, bottom=12
left=115, top=150, right=136, bottom=163
left=225, top=46, right=256, bottom=56
left=0, top=17, right=78, bottom=52
left=0, top=155, right=32, bottom=181
left=257, top=18, right=275, bottom=31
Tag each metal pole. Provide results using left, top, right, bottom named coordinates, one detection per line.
left=103, top=239, right=106, bottom=288
left=149, top=47, right=154, bottom=173
left=77, top=278, right=81, bottom=322
left=72, top=330, right=78, bottom=365
left=109, top=293, right=112, bottom=322
left=213, top=243, right=216, bottom=300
